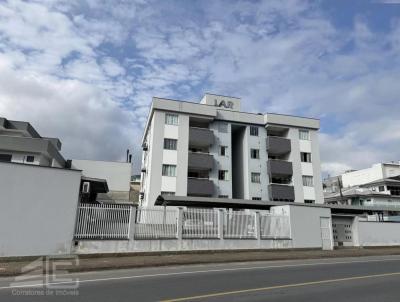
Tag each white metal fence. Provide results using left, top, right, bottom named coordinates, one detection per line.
left=182, top=208, right=219, bottom=239
left=74, top=204, right=132, bottom=239
left=134, top=207, right=178, bottom=239
left=224, top=211, right=256, bottom=239
left=260, top=214, right=291, bottom=239
left=74, top=205, right=291, bottom=241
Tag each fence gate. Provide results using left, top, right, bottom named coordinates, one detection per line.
left=320, top=217, right=333, bottom=250
left=74, top=203, right=132, bottom=240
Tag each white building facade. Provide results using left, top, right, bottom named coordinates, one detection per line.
left=341, top=162, right=400, bottom=188
left=140, top=94, right=324, bottom=207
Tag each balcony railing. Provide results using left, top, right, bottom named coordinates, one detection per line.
left=266, top=136, right=291, bottom=155
left=187, top=178, right=214, bottom=197
left=268, top=184, right=295, bottom=201
left=268, top=159, right=293, bottom=177
left=188, top=152, right=213, bottom=170
left=189, top=127, right=214, bottom=147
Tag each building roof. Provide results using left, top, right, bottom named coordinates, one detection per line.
left=141, top=94, right=320, bottom=145
left=0, top=117, right=41, bottom=138
left=155, top=195, right=400, bottom=214
left=0, top=135, right=65, bottom=166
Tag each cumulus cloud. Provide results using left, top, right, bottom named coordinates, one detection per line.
left=1, top=0, right=400, bottom=176
left=0, top=55, right=139, bottom=162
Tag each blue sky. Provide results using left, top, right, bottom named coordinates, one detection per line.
left=1, top=0, right=400, bottom=176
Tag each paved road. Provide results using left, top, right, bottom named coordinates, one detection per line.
left=2, top=255, right=400, bottom=301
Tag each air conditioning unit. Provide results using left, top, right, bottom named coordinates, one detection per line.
left=82, top=182, right=90, bottom=194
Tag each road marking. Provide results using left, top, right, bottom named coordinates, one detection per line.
left=1, top=257, right=400, bottom=290
left=161, top=271, right=400, bottom=302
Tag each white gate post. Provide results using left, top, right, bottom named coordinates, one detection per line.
left=217, top=209, right=225, bottom=240
left=128, top=206, right=137, bottom=241
left=254, top=211, right=261, bottom=241
left=177, top=207, right=184, bottom=240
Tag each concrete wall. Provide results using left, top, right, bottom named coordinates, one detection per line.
left=74, top=239, right=292, bottom=254
left=0, top=162, right=81, bottom=257
left=272, top=205, right=332, bottom=249
left=357, top=220, right=400, bottom=247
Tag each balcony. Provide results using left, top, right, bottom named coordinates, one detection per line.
left=266, top=136, right=291, bottom=156
left=268, top=184, right=295, bottom=201
left=187, top=178, right=214, bottom=197
left=188, top=152, right=213, bottom=170
left=189, top=127, right=214, bottom=147
left=268, top=159, right=293, bottom=177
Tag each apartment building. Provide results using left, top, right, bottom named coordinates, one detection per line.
left=139, top=93, right=324, bottom=207
left=0, top=117, right=65, bottom=167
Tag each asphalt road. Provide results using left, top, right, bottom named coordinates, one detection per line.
left=2, top=255, right=400, bottom=301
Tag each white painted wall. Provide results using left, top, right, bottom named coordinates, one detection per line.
left=339, top=163, right=400, bottom=188
left=175, top=114, right=189, bottom=197
left=288, top=128, right=304, bottom=203
left=357, top=221, right=400, bottom=246
left=272, top=205, right=332, bottom=249
left=210, top=121, right=232, bottom=198
left=310, top=130, right=324, bottom=204
left=71, top=159, right=132, bottom=193
left=0, top=150, right=49, bottom=166
left=0, top=162, right=81, bottom=257
left=247, top=126, right=268, bottom=200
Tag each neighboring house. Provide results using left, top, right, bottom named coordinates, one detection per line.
left=341, top=162, right=400, bottom=188
left=0, top=116, right=132, bottom=205
left=323, top=175, right=342, bottom=194
left=324, top=162, right=400, bottom=208
left=140, top=93, right=324, bottom=207
left=0, top=117, right=65, bottom=167
left=71, top=159, right=132, bottom=203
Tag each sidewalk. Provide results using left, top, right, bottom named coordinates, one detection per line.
left=2, top=247, right=400, bottom=277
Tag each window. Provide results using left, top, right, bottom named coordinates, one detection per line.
left=379, top=186, right=385, bottom=192
left=304, top=199, right=315, bottom=204
left=165, top=113, right=178, bottom=125
left=251, top=172, right=261, bottom=183
left=162, top=164, right=176, bottom=177
left=250, top=149, right=259, bottom=159
left=0, top=154, right=12, bottom=162
left=218, top=122, right=228, bottom=133
left=164, top=138, right=177, bottom=150
left=218, top=195, right=228, bottom=198
left=302, top=175, right=314, bottom=187
left=252, top=197, right=261, bottom=200
left=301, top=152, right=312, bottom=163
left=299, top=130, right=310, bottom=140
left=26, top=155, right=34, bottom=163
left=220, top=146, right=227, bottom=156
left=218, top=170, right=229, bottom=181
left=250, top=126, right=259, bottom=136
left=161, top=191, right=175, bottom=196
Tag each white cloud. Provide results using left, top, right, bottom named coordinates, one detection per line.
left=0, top=55, right=140, bottom=162
left=1, top=0, right=400, bottom=177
